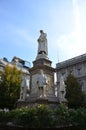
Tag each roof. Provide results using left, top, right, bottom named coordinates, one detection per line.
left=56, top=53, right=86, bottom=69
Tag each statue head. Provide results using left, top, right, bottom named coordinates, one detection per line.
left=40, top=30, right=43, bottom=34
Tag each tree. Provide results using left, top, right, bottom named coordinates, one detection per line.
left=65, top=74, right=85, bottom=108
left=0, top=65, right=22, bottom=109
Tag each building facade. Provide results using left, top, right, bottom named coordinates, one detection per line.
left=56, top=53, right=86, bottom=95
left=0, top=56, right=30, bottom=100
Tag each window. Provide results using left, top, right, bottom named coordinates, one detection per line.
left=0, top=67, right=4, bottom=71
left=77, top=68, right=81, bottom=76
left=61, top=72, right=65, bottom=80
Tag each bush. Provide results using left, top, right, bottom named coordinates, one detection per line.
left=35, top=104, right=54, bottom=128
left=10, top=107, right=37, bottom=127
left=55, top=104, right=70, bottom=126
left=0, top=105, right=86, bottom=128
left=0, top=111, right=11, bottom=124
left=11, top=105, right=54, bottom=128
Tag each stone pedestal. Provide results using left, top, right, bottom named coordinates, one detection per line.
left=30, top=58, right=55, bottom=96
left=17, top=58, right=58, bottom=109
left=17, top=96, right=58, bottom=109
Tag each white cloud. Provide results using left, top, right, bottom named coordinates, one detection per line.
left=55, top=0, right=86, bottom=62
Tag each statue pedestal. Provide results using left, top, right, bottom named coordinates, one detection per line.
left=17, top=58, right=59, bottom=109
left=29, top=58, right=55, bottom=97
left=17, top=96, right=58, bottom=109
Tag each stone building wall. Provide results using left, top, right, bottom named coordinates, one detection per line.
left=56, top=53, right=86, bottom=94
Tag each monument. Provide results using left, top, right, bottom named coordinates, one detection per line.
left=17, top=30, right=58, bottom=108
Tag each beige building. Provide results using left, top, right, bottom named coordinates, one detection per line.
left=0, top=56, right=30, bottom=76
left=0, top=57, right=30, bottom=100
left=56, top=53, right=86, bottom=95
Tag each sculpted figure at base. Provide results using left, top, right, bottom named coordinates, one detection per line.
left=19, top=76, right=29, bottom=101
left=59, top=76, right=66, bottom=103
left=37, top=30, right=48, bottom=55
left=37, top=70, right=47, bottom=97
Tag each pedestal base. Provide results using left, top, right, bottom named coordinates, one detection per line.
left=17, top=96, right=59, bottom=109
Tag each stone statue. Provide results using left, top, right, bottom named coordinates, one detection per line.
left=37, top=69, right=47, bottom=97
left=19, top=76, right=29, bottom=101
left=37, top=30, right=48, bottom=55
left=59, top=76, right=66, bottom=103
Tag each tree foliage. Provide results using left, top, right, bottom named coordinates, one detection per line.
left=65, top=74, right=85, bottom=108
left=0, top=65, right=22, bottom=109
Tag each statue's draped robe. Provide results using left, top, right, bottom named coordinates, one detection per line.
left=38, top=73, right=47, bottom=87
left=38, top=32, right=48, bottom=55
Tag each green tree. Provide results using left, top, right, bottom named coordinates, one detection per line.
left=65, top=74, right=85, bottom=108
left=0, top=65, right=22, bottom=109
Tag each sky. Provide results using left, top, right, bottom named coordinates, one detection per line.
left=0, top=0, right=86, bottom=67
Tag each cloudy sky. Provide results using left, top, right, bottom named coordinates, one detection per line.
left=0, top=0, right=86, bottom=67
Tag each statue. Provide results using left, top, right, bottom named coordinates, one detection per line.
left=37, top=69, right=47, bottom=97
left=37, top=30, right=48, bottom=55
left=59, top=76, right=66, bottom=103
left=19, top=76, right=29, bottom=101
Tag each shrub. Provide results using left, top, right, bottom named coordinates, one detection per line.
left=35, top=104, right=54, bottom=128
left=55, top=104, right=69, bottom=126
left=0, top=105, right=86, bottom=128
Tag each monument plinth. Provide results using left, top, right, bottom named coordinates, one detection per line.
left=17, top=30, right=58, bottom=108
